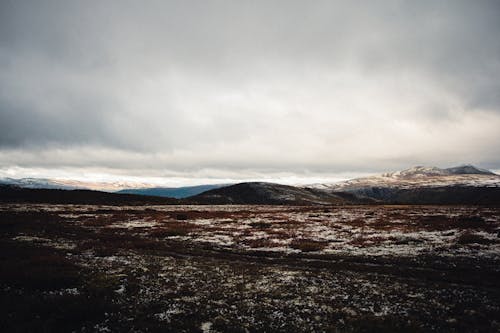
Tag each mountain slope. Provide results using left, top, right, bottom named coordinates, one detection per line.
left=189, top=182, right=359, bottom=205
left=377, top=186, right=500, bottom=205
left=306, top=165, right=500, bottom=205
left=445, top=165, right=496, bottom=175
left=118, top=184, right=226, bottom=199
left=311, top=165, right=500, bottom=191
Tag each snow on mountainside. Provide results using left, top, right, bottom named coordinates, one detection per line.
left=306, top=165, right=500, bottom=192
left=0, top=177, right=154, bottom=192
left=0, top=178, right=78, bottom=190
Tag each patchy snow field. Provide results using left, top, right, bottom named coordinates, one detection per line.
left=1, top=204, right=500, bottom=332
left=5, top=204, right=497, bottom=259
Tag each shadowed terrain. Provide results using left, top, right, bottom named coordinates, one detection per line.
left=0, top=185, right=180, bottom=205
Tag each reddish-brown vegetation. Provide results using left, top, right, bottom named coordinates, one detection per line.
left=1, top=204, right=500, bottom=332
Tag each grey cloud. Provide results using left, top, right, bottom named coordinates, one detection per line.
left=1, top=0, right=500, bottom=176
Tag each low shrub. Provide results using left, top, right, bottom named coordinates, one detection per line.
left=456, top=231, right=495, bottom=245
left=249, top=221, right=273, bottom=229
left=150, top=222, right=197, bottom=237
left=290, top=239, right=328, bottom=252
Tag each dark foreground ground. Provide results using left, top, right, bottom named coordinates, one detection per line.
left=1, top=204, right=500, bottom=332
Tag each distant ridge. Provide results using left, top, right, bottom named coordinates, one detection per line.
left=0, top=185, right=180, bottom=205
left=382, top=165, right=497, bottom=179
left=309, top=165, right=500, bottom=190
left=0, top=178, right=79, bottom=190
left=0, top=177, right=158, bottom=192
left=118, top=184, right=226, bottom=199
left=1, top=164, right=499, bottom=205
left=445, top=165, right=496, bottom=175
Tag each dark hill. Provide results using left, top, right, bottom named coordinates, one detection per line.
left=344, top=186, right=500, bottom=205
left=0, top=185, right=179, bottom=205
left=189, top=182, right=359, bottom=205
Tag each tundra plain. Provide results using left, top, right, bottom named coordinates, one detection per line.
left=1, top=204, right=500, bottom=332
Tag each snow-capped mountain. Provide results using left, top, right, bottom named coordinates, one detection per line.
left=0, top=178, right=79, bottom=190
left=303, top=165, right=500, bottom=204
left=0, top=177, right=154, bottom=192
left=306, top=165, right=500, bottom=192
left=2, top=165, right=499, bottom=205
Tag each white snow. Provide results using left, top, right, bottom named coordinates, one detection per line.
left=200, top=321, right=213, bottom=333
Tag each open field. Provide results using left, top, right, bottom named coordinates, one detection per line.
left=1, top=204, right=500, bottom=332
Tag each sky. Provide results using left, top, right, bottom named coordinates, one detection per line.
left=1, top=0, right=500, bottom=186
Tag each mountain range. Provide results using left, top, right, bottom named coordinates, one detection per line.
left=303, top=165, right=500, bottom=205
left=1, top=165, right=499, bottom=205
left=0, top=178, right=226, bottom=198
left=0, top=177, right=155, bottom=192
left=117, top=184, right=225, bottom=199
left=307, top=165, right=499, bottom=191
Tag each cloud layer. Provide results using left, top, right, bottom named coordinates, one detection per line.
left=1, top=0, right=500, bottom=181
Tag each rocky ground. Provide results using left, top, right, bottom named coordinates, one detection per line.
left=1, top=204, right=500, bottom=332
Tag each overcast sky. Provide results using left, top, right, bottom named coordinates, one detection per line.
left=1, top=0, right=500, bottom=185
